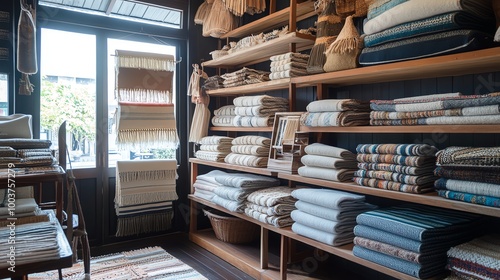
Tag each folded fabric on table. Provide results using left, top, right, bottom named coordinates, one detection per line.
left=196, top=170, right=228, bottom=185
left=301, top=154, right=358, bottom=169
left=213, top=105, right=236, bottom=116
left=233, top=95, right=288, bottom=107
left=214, top=172, right=280, bottom=188
left=291, top=188, right=366, bottom=209
left=269, top=69, right=309, bottom=80
left=224, top=153, right=268, bottom=168
left=370, top=104, right=500, bottom=120
left=446, top=234, right=500, bottom=280
left=270, top=62, right=308, bottom=72
left=359, top=30, right=495, bottom=66
left=300, top=111, right=370, bottom=127
left=306, top=99, right=370, bottom=113
left=304, top=143, right=356, bottom=159
left=0, top=198, right=38, bottom=215
left=357, top=154, right=435, bottom=167
left=436, top=146, right=500, bottom=168
left=244, top=208, right=294, bottom=227
left=246, top=186, right=296, bottom=207
left=356, top=144, right=438, bottom=156
left=234, top=105, right=288, bottom=117
left=435, top=178, right=500, bottom=197
left=230, top=144, right=269, bottom=156
left=364, top=11, right=494, bottom=47
left=213, top=186, right=254, bottom=202
left=437, top=190, right=500, bottom=208
left=198, top=135, right=234, bottom=145
left=358, top=162, right=435, bottom=176
left=211, top=195, right=245, bottom=212
left=245, top=201, right=295, bottom=216
left=371, top=115, right=500, bottom=126
left=295, top=200, right=376, bottom=222
left=193, top=188, right=214, bottom=201
left=199, top=144, right=232, bottom=153
left=355, top=170, right=437, bottom=185
left=354, top=177, right=434, bottom=194
left=195, top=150, right=228, bottom=162
left=192, top=181, right=219, bottom=192
left=232, top=116, right=274, bottom=127
left=363, top=0, right=494, bottom=35
left=232, top=135, right=271, bottom=146
left=292, top=222, right=354, bottom=246
left=291, top=210, right=357, bottom=234
left=353, top=245, right=446, bottom=279
left=356, top=205, right=482, bottom=242
left=434, top=166, right=500, bottom=185
left=298, top=166, right=355, bottom=182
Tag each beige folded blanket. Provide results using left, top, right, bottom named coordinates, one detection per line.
left=304, top=143, right=356, bottom=159
left=224, top=153, right=268, bottom=167
left=232, top=135, right=271, bottom=146
left=231, top=145, right=270, bottom=156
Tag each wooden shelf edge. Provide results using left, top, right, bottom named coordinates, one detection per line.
left=292, top=47, right=500, bottom=86
left=207, top=79, right=291, bottom=95
left=279, top=173, right=500, bottom=218
left=189, top=158, right=277, bottom=176
left=298, top=125, right=500, bottom=134
left=210, top=126, right=274, bottom=132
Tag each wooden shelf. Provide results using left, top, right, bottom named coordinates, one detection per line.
left=292, top=47, right=500, bottom=87
left=279, top=173, right=500, bottom=218
left=202, top=32, right=315, bottom=68
left=207, top=79, right=291, bottom=96
left=211, top=126, right=274, bottom=132
left=298, top=125, right=500, bottom=134
left=189, top=158, right=277, bottom=176
left=220, top=1, right=316, bottom=39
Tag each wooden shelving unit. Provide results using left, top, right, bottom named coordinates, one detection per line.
left=299, top=125, right=500, bottom=134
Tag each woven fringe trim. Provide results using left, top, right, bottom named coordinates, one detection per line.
left=326, top=37, right=360, bottom=54
left=117, top=89, right=173, bottom=103
left=116, top=56, right=176, bottom=72
left=115, top=211, right=174, bottom=237
left=116, top=129, right=179, bottom=150
left=119, top=191, right=178, bottom=206
left=119, top=169, right=177, bottom=182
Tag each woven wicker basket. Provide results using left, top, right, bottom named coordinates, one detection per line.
left=203, top=209, right=259, bottom=244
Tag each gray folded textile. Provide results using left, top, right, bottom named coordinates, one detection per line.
left=244, top=208, right=294, bottom=227
left=295, top=200, right=376, bottom=222
left=291, top=210, right=356, bottom=234
left=301, top=154, right=358, bottom=169
left=291, top=222, right=354, bottom=246
left=246, top=186, right=296, bottom=207
left=211, top=195, right=245, bottom=213
left=297, top=166, right=355, bottom=182
left=304, top=143, right=356, bottom=159
left=193, top=189, right=215, bottom=201
left=214, top=186, right=253, bottom=202
left=291, top=188, right=366, bottom=210
left=245, top=201, right=295, bottom=216
left=196, top=170, right=228, bottom=185
left=0, top=198, right=39, bottom=215
left=214, top=172, right=280, bottom=188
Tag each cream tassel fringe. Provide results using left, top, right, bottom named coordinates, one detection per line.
left=119, top=169, right=178, bottom=182
left=116, top=129, right=180, bottom=150
left=119, top=191, right=179, bottom=206
left=115, top=56, right=176, bottom=72
left=117, top=89, right=173, bottom=103
left=115, top=211, right=174, bottom=237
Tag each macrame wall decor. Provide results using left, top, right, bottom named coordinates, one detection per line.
left=17, top=0, right=37, bottom=95
left=113, top=50, right=179, bottom=236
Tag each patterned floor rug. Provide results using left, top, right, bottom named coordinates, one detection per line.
left=28, top=246, right=208, bottom=280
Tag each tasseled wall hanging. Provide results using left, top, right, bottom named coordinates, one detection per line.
left=188, top=64, right=211, bottom=143
left=115, top=159, right=178, bottom=237
left=114, top=50, right=179, bottom=150
left=17, top=0, right=37, bottom=95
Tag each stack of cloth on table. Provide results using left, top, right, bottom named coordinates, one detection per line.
left=353, top=204, right=484, bottom=279
left=370, top=92, right=500, bottom=126
left=269, top=52, right=309, bottom=80
left=0, top=139, right=56, bottom=168
left=221, top=67, right=270, bottom=88
left=291, top=188, right=376, bottom=246
left=359, top=0, right=496, bottom=66
left=232, top=95, right=288, bottom=127
left=434, top=146, right=500, bottom=208
left=203, top=75, right=224, bottom=90
left=194, top=136, right=233, bottom=162
left=300, top=99, right=370, bottom=127
left=210, top=171, right=281, bottom=213
left=192, top=170, right=226, bottom=201
left=114, top=159, right=178, bottom=237
left=244, top=186, right=297, bottom=227
left=354, top=143, right=438, bottom=194
left=297, top=143, right=358, bottom=182
left=445, top=234, right=500, bottom=279
left=0, top=220, right=61, bottom=268
left=0, top=196, right=42, bottom=219
left=212, top=105, right=237, bottom=127
left=225, top=135, right=271, bottom=168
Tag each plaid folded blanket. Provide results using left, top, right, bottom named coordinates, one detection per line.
left=306, top=99, right=370, bottom=113
left=355, top=170, right=437, bottom=185
left=356, top=144, right=437, bottom=156
left=434, top=166, right=500, bottom=185
left=358, top=162, right=435, bottom=176
left=353, top=177, right=434, bottom=194
left=436, top=146, right=500, bottom=167
left=300, top=112, right=370, bottom=127
left=357, top=154, right=435, bottom=167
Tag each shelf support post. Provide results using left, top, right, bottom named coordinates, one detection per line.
left=260, top=227, right=269, bottom=269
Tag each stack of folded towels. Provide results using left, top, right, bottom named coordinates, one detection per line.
left=210, top=172, right=281, bottom=213
left=194, top=136, right=233, bottom=162
left=225, top=135, right=271, bottom=168
left=221, top=67, right=270, bottom=88
left=0, top=197, right=42, bottom=219
left=354, top=143, right=438, bottom=194
left=370, top=92, right=500, bottom=126
left=192, top=170, right=226, bottom=201
left=297, top=143, right=358, bottom=182
left=359, top=0, right=496, bottom=66
left=232, top=95, right=288, bottom=128
left=445, top=234, right=500, bottom=279
left=269, top=52, right=310, bottom=80
left=0, top=139, right=57, bottom=168
left=245, top=186, right=297, bottom=227
left=434, top=146, right=500, bottom=208
left=290, top=188, right=376, bottom=246
left=300, top=99, right=370, bottom=127
left=211, top=105, right=237, bottom=127
left=353, top=204, right=484, bottom=279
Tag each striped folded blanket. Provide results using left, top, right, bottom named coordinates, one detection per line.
left=356, top=144, right=438, bottom=156
left=355, top=169, right=437, bottom=185
left=232, top=135, right=271, bottom=146
left=245, top=201, right=295, bottom=216
left=198, top=135, right=233, bottom=145
left=270, top=62, right=308, bottom=72
left=270, top=52, right=310, bottom=61
left=194, top=150, right=228, bottom=162
left=244, top=208, right=294, bottom=227
left=231, top=145, right=269, bottom=156
left=213, top=186, right=254, bottom=202
left=434, top=178, right=500, bottom=198
left=370, top=115, right=500, bottom=126
left=295, top=200, right=376, bottom=222
left=304, top=143, right=356, bottom=159
left=233, top=95, right=288, bottom=107
left=434, top=166, right=500, bottom=185
left=196, top=170, right=227, bottom=184
left=298, top=166, right=355, bottom=182
left=234, top=105, right=288, bottom=117
left=232, top=116, right=274, bottom=127
left=358, top=162, right=435, bottom=176
left=214, top=105, right=236, bottom=116
left=0, top=139, right=52, bottom=149
left=357, top=154, right=435, bottom=167
left=269, top=69, right=309, bottom=80
left=436, top=146, right=500, bottom=167
left=370, top=104, right=500, bottom=120
left=224, top=153, right=268, bottom=168
left=300, top=111, right=370, bottom=127
left=211, top=195, right=245, bottom=212
left=437, top=190, right=500, bottom=208
left=291, top=210, right=357, bottom=234
left=353, top=177, right=434, bottom=194
left=214, top=172, right=280, bottom=189
left=366, top=0, right=407, bottom=20
left=193, top=188, right=214, bottom=201
left=292, top=222, right=354, bottom=246
left=301, top=154, right=358, bottom=169
left=291, top=188, right=366, bottom=210
left=199, top=144, right=232, bottom=153
left=306, top=99, right=370, bottom=113
left=246, top=186, right=296, bottom=207
left=115, top=201, right=173, bottom=216
left=212, top=116, right=236, bottom=127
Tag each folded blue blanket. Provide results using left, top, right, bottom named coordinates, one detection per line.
left=291, top=188, right=366, bottom=210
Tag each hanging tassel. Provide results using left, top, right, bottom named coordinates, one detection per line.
left=326, top=16, right=360, bottom=54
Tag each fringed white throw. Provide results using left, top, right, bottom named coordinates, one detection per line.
left=115, top=160, right=178, bottom=237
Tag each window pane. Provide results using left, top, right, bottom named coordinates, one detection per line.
left=107, top=39, right=176, bottom=167
left=40, top=28, right=96, bottom=169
